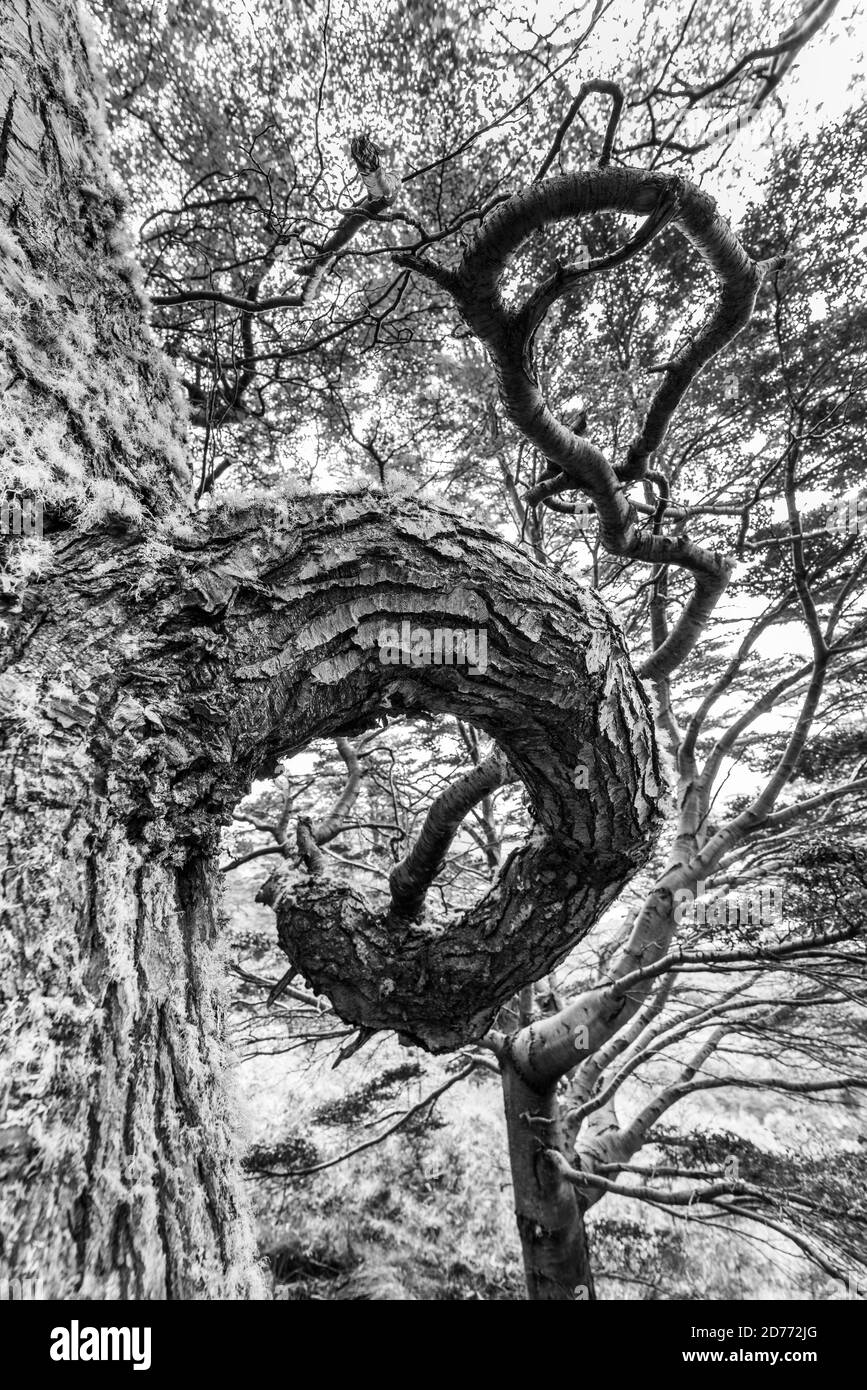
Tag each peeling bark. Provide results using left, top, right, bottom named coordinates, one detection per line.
left=242, top=495, right=666, bottom=1050
left=2, top=490, right=664, bottom=1288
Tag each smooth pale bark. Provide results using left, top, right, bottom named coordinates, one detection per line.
left=501, top=1060, right=595, bottom=1301
left=387, top=752, right=514, bottom=919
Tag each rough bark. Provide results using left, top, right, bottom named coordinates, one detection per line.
left=0, top=0, right=189, bottom=518
left=2, top=488, right=664, bottom=1289
left=252, top=494, right=666, bottom=1050
left=0, top=763, right=263, bottom=1298
left=0, top=0, right=188, bottom=522
left=0, top=0, right=253, bottom=1298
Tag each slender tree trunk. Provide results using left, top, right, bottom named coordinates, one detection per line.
left=501, top=1059, right=595, bottom=1300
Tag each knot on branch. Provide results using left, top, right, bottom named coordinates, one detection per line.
left=350, top=131, right=399, bottom=201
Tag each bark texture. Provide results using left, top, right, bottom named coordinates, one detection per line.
left=0, top=0, right=252, bottom=1298
left=252, top=495, right=666, bottom=1050
left=0, top=0, right=189, bottom=520
left=2, top=491, right=664, bottom=1290
left=0, top=0, right=666, bottom=1297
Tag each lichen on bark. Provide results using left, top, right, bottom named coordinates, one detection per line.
left=0, top=0, right=190, bottom=522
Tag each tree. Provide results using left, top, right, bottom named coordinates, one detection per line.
left=2, top=0, right=863, bottom=1301
left=0, top=0, right=660, bottom=1298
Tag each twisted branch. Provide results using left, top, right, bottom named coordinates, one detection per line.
left=396, top=143, right=785, bottom=680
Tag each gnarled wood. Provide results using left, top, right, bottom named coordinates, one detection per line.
left=396, top=165, right=784, bottom=680
left=236, top=494, right=666, bottom=1050
left=1, top=489, right=664, bottom=1288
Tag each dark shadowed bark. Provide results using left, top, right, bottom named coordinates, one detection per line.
left=397, top=162, right=785, bottom=681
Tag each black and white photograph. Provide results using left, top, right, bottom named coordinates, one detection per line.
left=1, top=0, right=866, bottom=1337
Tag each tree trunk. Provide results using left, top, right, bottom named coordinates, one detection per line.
left=0, top=0, right=189, bottom=518
left=1, top=484, right=662, bottom=1295
left=1, top=526, right=273, bottom=1297
left=0, top=732, right=264, bottom=1297
left=501, top=1058, right=595, bottom=1300
left=0, top=0, right=262, bottom=1298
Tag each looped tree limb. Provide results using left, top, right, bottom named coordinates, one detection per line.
left=396, top=163, right=783, bottom=679
left=240, top=492, right=666, bottom=1050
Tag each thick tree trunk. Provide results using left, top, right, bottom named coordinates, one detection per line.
left=0, top=544, right=266, bottom=1297
left=0, top=0, right=188, bottom=517
left=501, top=1059, right=595, bottom=1301
left=0, top=744, right=263, bottom=1297
left=0, top=0, right=260, bottom=1298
